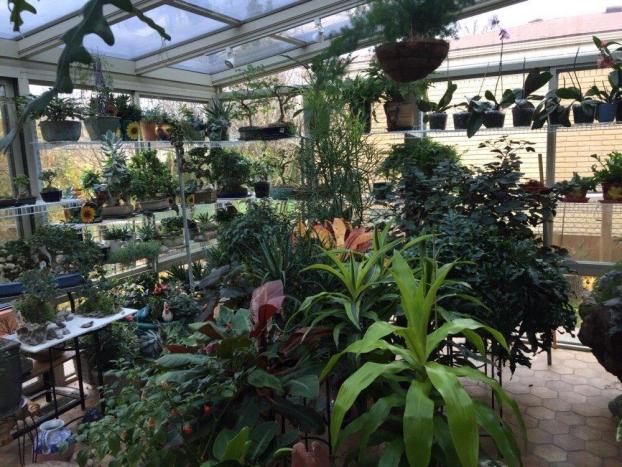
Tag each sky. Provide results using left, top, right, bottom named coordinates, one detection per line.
left=459, top=0, right=622, bottom=33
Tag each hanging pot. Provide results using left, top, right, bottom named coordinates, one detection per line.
left=39, top=121, right=82, bottom=142
left=572, top=103, right=595, bottom=124
left=0, top=339, right=22, bottom=419
left=254, top=181, right=271, bottom=198
left=427, top=112, right=447, bottom=130
left=140, top=121, right=158, bottom=141
left=512, top=102, right=535, bottom=127
left=603, top=182, right=622, bottom=202
left=84, top=116, right=121, bottom=141
left=596, top=102, right=617, bottom=123
left=375, top=38, right=449, bottom=83
left=384, top=101, right=416, bottom=131
left=483, top=110, right=505, bottom=128
left=453, top=112, right=471, bottom=130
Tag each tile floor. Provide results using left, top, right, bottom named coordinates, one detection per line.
left=0, top=348, right=621, bottom=466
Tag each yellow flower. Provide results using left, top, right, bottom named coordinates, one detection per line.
left=186, top=194, right=195, bottom=206
left=126, top=121, right=141, bottom=141
left=80, top=205, right=97, bottom=224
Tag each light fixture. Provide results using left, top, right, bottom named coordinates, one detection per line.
left=313, top=18, right=324, bottom=43
left=224, top=47, right=235, bottom=69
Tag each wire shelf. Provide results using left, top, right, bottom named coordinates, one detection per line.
left=0, top=199, right=82, bottom=220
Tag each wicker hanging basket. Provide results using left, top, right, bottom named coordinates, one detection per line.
left=376, top=38, right=449, bottom=83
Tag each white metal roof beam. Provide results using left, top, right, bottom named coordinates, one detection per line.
left=17, top=0, right=168, bottom=58
left=135, top=0, right=365, bottom=74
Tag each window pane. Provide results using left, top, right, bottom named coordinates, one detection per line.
left=173, top=37, right=297, bottom=74
left=0, top=0, right=83, bottom=38
left=281, top=10, right=353, bottom=42
left=83, top=5, right=226, bottom=60
left=183, top=0, right=302, bottom=21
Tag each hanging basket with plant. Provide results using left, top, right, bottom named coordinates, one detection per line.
left=33, top=96, right=84, bottom=142
left=325, top=0, right=474, bottom=83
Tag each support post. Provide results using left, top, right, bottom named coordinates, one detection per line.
left=173, top=133, right=194, bottom=290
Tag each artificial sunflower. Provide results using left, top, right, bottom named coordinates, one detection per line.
left=126, top=121, right=141, bottom=141
left=80, top=204, right=97, bottom=224
left=186, top=194, right=195, bottom=206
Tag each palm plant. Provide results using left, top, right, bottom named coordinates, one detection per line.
left=321, top=249, right=526, bottom=467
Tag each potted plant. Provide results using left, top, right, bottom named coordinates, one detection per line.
left=370, top=60, right=429, bottom=131
left=114, top=94, right=143, bottom=141
left=102, top=226, right=133, bottom=253
left=532, top=89, right=572, bottom=129
left=593, top=36, right=622, bottom=122
left=179, top=105, right=206, bottom=141
left=452, top=95, right=479, bottom=131
left=193, top=212, right=218, bottom=241
left=14, top=270, right=58, bottom=346
left=586, top=80, right=619, bottom=123
left=417, top=80, right=457, bottom=130
left=38, top=169, right=63, bottom=202
left=510, top=68, right=553, bottom=127
left=342, top=72, right=384, bottom=132
left=251, top=160, right=273, bottom=198
left=159, top=216, right=197, bottom=248
left=592, top=151, right=622, bottom=202
left=81, top=169, right=107, bottom=205
left=129, top=149, right=175, bottom=212
left=13, top=175, right=36, bottom=206
left=34, top=96, right=83, bottom=142
left=0, top=171, right=16, bottom=207
left=328, top=0, right=474, bottom=82
left=84, top=87, right=121, bottom=140
left=203, top=98, right=233, bottom=142
left=140, top=107, right=163, bottom=141
left=556, top=52, right=598, bottom=124
left=184, top=147, right=217, bottom=204
left=210, top=149, right=252, bottom=198
left=556, top=172, right=596, bottom=203
left=99, top=132, right=133, bottom=218
left=0, top=239, right=34, bottom=297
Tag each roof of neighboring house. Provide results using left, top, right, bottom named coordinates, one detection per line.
left=452, top=11, right=622, bottom=50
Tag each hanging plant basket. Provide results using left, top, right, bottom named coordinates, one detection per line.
left=375, top=38, right=449, bottom=83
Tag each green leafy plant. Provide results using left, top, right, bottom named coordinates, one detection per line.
left=38, top=169, right=59, bottom=192
left=322, top=250, right=525, bottom=467
left=591, top=151, right=622, bottom=184
left=141, top=106, right=168, bottom=124
left=13, top=174, right=31, bottom=198
left=512, top=69, right=553, bottom=106
left=203, top=98, right=233, bottom=141
left=107, top=240, right=161, bottom=265
left=556, top=172, right=596, bottom=196
left=100, top=131, right=132, bottom=205
left=210, top=149, right=252, bottom=193
left=160, top=216, right=197, bottom=236
left=102, top=225, right=133, bottom=241
left=417, top=80, right=458, bottom=115
left=368, top=59, right=429, bottom=103
left=14, top=270, right=58, bottom=324
left=32, top=96, right=83, bottom=122
left=81, top=169, right=104, bottom=198
left=532, top=89, right=572, bottom=129
left=129, top=149, right=175, bottom=201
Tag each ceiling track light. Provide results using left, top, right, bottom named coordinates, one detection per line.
left=313, top=18, right=324, bottom=43
left=224, top=47, right=235, bottom=69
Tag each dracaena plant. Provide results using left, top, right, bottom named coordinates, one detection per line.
left=321, top=250, right=526, bottom=467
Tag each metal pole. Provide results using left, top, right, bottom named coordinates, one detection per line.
left=543, top=67, right=558, bottom=249
left=174, top=142, right=194, bottom=290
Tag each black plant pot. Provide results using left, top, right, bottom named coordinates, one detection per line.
left=239, top=124, right=294, bottom=141
left=483, top=110, right=505, bottom=128
left=0, top=339, right=22, bottom=418
left=217, top=187, right=249, bottom=199
left=572, top=103, right=595, bottom=124
left=512, top=103, right=535, bottom=127
left=0, top=198, right=17, bottom=208
left=254, top=181, right=270, bottom=198
left=616, top=98, right=622, bottom=122
left=453, top=112, right=472, bottom=130
left=40, top=189, right=62, bottom=203
left=428, top=112, right=447, bottom=130
left=597, top=102, right=617, bottom=123
left=14, top=196, right=37, bottom=206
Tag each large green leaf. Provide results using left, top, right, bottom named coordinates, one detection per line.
left=331, top=361, right=408, bottom=448
left=403, top=380, right=434, bottom=467
left=247, top=369, right=283, bottom=392
left=287, top=374, right=320, bottom=399
left=426, top=363, right=479, bottom=467
left=271, top=396, right=325, bottom=434
left=425, top=318, right=508, bottom=358
left=249, top=421, right=279, bottom=461
left=156, top=353, right=211, bottom=368
left=377, top=438, right=404, bottom=467
left=222, top=427, right=251, bottom=462
left=474, top=403, right=521, bottom=467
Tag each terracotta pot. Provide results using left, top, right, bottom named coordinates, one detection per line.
left=376, top=38, right=449, bottom=83
left=384, top=101, right=416, bottom=131
left=140, top=121, right=158, bottom=141
left=603, top=182, right=622, bottom=202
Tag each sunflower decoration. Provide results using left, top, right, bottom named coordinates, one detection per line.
left=80, top=204, right=98, bottom=224
left=185, top=193, right=195, bottom=207
left=126, top=121, right=141, bottom=141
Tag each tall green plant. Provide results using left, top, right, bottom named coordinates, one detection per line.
left=321, top=250, right=525, bottom=467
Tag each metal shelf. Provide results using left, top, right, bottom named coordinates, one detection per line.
left=0, top=199, right=82, bottom=220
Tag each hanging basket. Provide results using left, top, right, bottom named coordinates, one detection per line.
left=375, top=38, right=449, bottom=83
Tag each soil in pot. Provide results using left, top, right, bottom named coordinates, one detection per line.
left=376, top=38, right=449, bottom=83
left=597, top=102, right=617, bottom=123
left=41, top=189, right=62, bottom=203
left=39, top=121, right=82, bottom=142
left=512, top=103, right=535, bottom=127
left=572, top=103, right=595, bottom=124
left=140, top=121, right=158, bottom=141
left=427, top=112, right=447, bottom=130
left=84, top=116, right=121, bottom=141
left=562, top=188, right=589, bottom=203
left=217, top=187, right=249, bottom=199
left=483, top=110, right=505, bottom=128
left=603, top=182, right=622, bottom=202
left=453, top=112, right=472, bottom=130
left=254, top=181, right=270, bottom=198
left=384, top=101, right=416, bottom=131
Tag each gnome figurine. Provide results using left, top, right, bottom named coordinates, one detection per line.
left=162, top=301, right=173, bottom=322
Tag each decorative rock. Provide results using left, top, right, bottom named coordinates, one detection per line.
left=62, top=328, right=70, bottom=335
left=80, top=321, right=94, bottom=329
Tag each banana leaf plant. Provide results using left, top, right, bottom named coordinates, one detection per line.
left=321, top=250, right=526, bottom=467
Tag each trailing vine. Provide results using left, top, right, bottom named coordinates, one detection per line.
left=1, top=0, right=170, bottom=150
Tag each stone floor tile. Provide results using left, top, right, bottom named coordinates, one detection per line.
left=567, top=450, right=604, bottom=466
left=572, top=425, right=606, bottom=441
left=542, top=397, right=572, bottom=412
left=555, top=411, right=585, bottom=426
left=572, top=403, right=611, bottom=418
left=531, top=386, right=558, bottom=399
left=552, top=433, right=585, bottom=452
left=561, top=374, right=590, bottom=385
left=558, top=391, right=588, bottom=404
left=584, top=440, right=620, bottom=458
left=575, top=384, right=605, bottom=397
left=585, top=416, right=613, bottom=429
left=545, top=380, right=575, bottom=392
left=527, top=427, right=554, bottom=444
left=526, top=406, right=555, bottom=420
left=549, top=364, right=574, bottom=375
left=533, top=444, right=568, bottom=462
left=516, top=393, right=543, bottom=407
left=539, top=419, right=570, bottom=435
left=604, top=459, right=622, bottom=467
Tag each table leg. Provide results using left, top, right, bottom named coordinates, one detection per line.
left=48, top=347, right=59, bottom=418
left=93, top=331, right=106, bottom=412
left=73, top=337, right=86, bottom=411
left=67, top=291, right=76, bottom=313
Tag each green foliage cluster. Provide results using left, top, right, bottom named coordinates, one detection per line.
left=32, top=96, right=83, bottom=122
left=128, top=149, right=175, bottom=201
left=592, top=151, right=622, bottom=184
left=14, top=269, right=58, bottom=323
left=210, top=149, right=252, bottom=192
left=107, top=240, right=161, bottom=265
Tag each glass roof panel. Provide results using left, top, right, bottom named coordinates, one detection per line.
left=173, top=36, right=297, bottom=75
left=83, top=5, right=226, bottom=60
left=0, top=0, right=83, bottom=38
left=183, top=0, right=302, bottom=21
left=282, top=10, right=353, bottom=43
